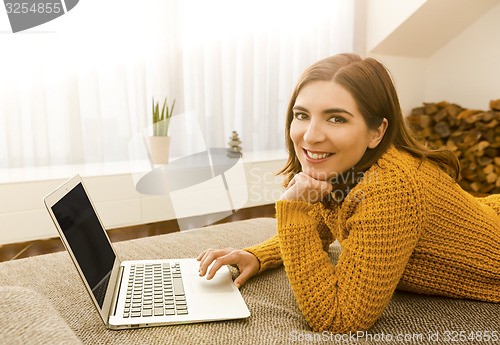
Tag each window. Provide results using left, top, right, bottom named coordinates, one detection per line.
left=0, top=0, right=354, bottom=169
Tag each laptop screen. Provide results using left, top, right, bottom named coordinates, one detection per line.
left=51, top=182, right=115, bottom=308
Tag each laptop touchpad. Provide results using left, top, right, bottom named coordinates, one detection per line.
left=190, top=274, right=234, bottom=293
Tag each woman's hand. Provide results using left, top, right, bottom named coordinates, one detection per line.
left=197, top=248, right=259, bottom=288
left=280, top=172, right=333, bottom=203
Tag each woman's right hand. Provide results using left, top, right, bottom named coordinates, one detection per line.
left=197, top=248, right=259, bottom=288
left=280, top=172, right=333, bottom=203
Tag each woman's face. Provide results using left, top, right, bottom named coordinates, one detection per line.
left=290, top=80, right=386, bottom=181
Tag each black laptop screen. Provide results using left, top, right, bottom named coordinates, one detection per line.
left=51, top=182, right=115, bottom=308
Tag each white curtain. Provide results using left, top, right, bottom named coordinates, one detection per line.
left=0, top=0, right=354, bottom=169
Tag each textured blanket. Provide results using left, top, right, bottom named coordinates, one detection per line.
left=0, top=217, right=498, bottom=344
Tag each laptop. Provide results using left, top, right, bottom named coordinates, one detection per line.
left=43, top=174, right=250, bottom=330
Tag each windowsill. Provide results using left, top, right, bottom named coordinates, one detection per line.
left=0, top=161, right=135, bottom=185
left=0, top=149, right=288, bottom=184
left=0, top=149, right=288, bottom=245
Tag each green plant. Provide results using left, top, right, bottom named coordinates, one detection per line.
left=152, top=97, right=175, bottom=136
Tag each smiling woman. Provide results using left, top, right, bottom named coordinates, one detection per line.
left=197, top=53, right=500, bottom=334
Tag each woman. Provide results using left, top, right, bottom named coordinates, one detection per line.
left=197, top=53, right=500, bottom=333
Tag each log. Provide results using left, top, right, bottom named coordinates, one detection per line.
left=484, top=164, right=494, bottom=175
left=462, top=168, right=476, bottom=181
left=434, top=121, right=451, bottom=138
left=419, top=127, right=433, bottom=138
left=446, top=139, right=458, bottom=151
left=484, top=129, right=496, bottom=144
left=433, top=108, right=448, bottom=122
left=486, top=119, right=498, bottom=128
left=411, top=107, right=426, bottom=116
left=482, top=184, right=496, bottom=193
left=445, top=104, right=463, bottom=118
left=486, top=172, right=497, bottom=184
left=457, top=109, right=482, bottom=120
left=465, top=113, right=484, bottom=124
left=484, top=147, right=498, bottom=158
left=424, top=103, right=439, bottom=115
left=419, top=115, right=433, bottom=128
left=477, top=156, right=493, bottom=166
left=477, top=141, right=490, bottom=152
left=481, top=111, right=496, bottom=122
left=407, top=99, right=500, bottom=194
left=470, top=182, right=481, bottom=193
left=406, top=115, right=420, bottom=128
left=490, top=99, right=500, bottom=111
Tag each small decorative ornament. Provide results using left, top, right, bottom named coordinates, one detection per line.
left=227, top=131, right=242, bottom=158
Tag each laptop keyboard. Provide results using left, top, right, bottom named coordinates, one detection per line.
left=123, top=262, right=188, bottom=318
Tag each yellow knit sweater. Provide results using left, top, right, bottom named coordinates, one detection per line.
left=245, top=146, right=500, bottom=333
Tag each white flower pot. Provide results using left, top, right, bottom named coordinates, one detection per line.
left=149, top=136, right=171, bottom=165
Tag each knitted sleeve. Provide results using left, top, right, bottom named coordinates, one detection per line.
left=244, top=204, right=335, bottom=274
left=244, top=235, right=283, bottom=273
left=277, top=182, right=422, bottom=333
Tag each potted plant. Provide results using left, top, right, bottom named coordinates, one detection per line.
left=149, top=97, right=175, bottom=164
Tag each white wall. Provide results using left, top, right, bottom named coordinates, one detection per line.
left=372, top=54, right=427, bottom=116
left=365, top=0, right=429, bottom=115
left=365, top=0, right=426, bottom=53
left=365, top=0, right=500, bottom=115
left=424, top=2, right=500, bottom=109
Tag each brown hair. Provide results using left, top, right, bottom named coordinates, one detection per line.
left=279, top=53, right=460, bottom=197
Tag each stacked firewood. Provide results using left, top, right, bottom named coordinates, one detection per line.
left=406, top=100, right=500, bottom=194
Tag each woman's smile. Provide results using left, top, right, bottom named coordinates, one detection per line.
left=303, top=149, right=334, bottom=162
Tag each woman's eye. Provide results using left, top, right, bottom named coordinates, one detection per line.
left=328, top=115, right=346, bottom=124
left=293, top=113, right=309, bottom=120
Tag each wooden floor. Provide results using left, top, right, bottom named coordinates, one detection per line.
left=0, top=204, right=276, bottom=263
